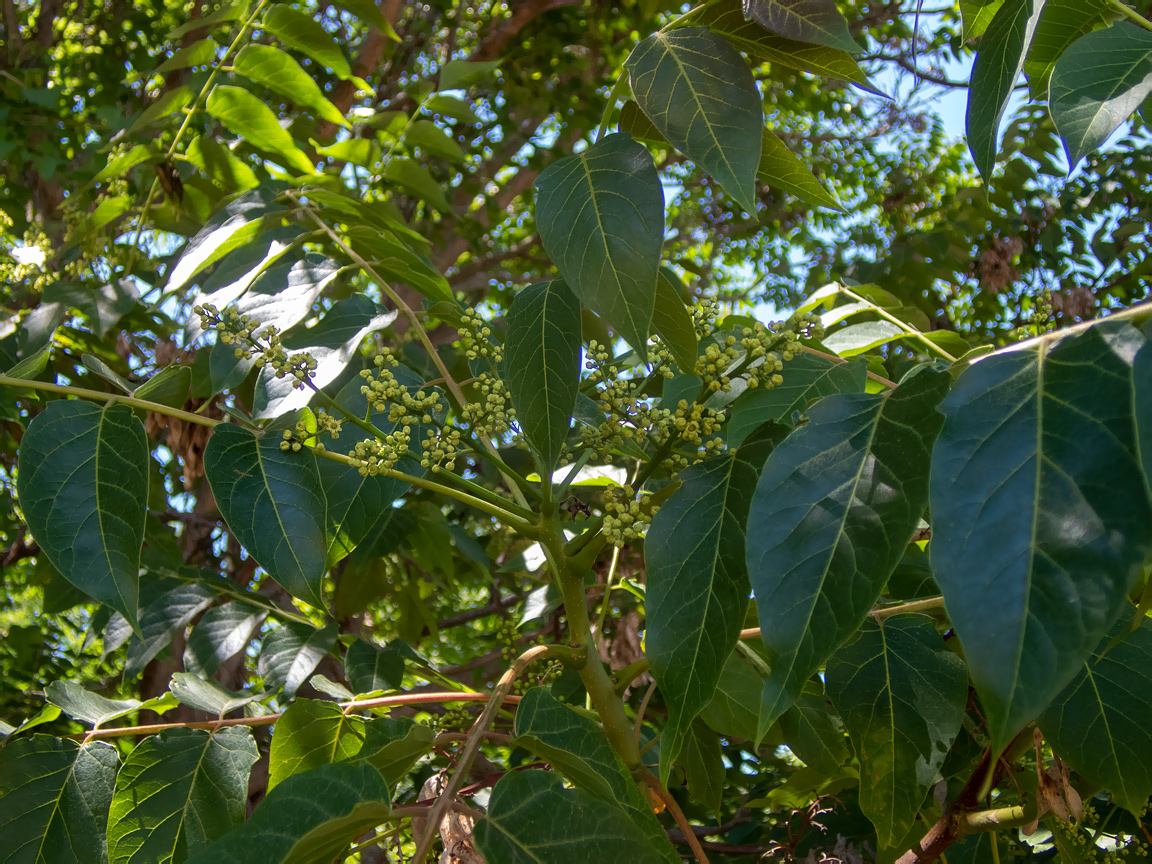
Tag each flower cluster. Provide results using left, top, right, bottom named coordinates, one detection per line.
left=195, top=304, right=317, bottom=390
left=1050, top=801, right=1149, bottom=862
left=602, top=484, right=660, bottom=547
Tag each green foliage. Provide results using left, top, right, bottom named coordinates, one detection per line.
left=3, top=1, right=1152, bottom=861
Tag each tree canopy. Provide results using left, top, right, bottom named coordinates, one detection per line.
left=1, top=1, right=1151, bottom=862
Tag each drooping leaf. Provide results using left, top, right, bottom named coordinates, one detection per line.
left=930, top=323, right=1152, bottom=757
left=130, top=85, right=194, bottom=132
left=534, top=133, right=663, bottom=358
left=183, top=600, right=268, bottom=677
left=154, top=37, right=217, bottom=75
left=749, top=367, right=950, bottom=740
left=268, top=699, right=367, bottom=790
left=382, top=158, right=450, bottom=212
left=123, top=582, right=217, bottom=679
left=183, top=762, right=390, bottom=864
left=825, top=615, right=968, bottom=847
left=17, top=401, right=148, bottom=626
left=965, top=0, right=1044, bottom=180
left=512, top=688, right=676, bottom=859
left=344, top=225, right=453, bottom=303
left=474, top=770, right=668, bottom=864
left=360, top=717, right=436, bottom=786
left=206, top=85, right=315, bottom=175
left=627, top=27, right=763, bottom=212
left=134, top=365, right=192, bottom=410
left=168, top=189, right=283, bottom=293
left=251, top=293, right=396, bottom=419
left=646, top=423, right=787, bottom=782
left=204, top=423, right=328, bottom=608
left=1039, top=612, right=1152, bottom=814
left=699, top=651, right=762, bottom=740
left=94, top=143, right=159, bottom=183
left=652, top=268, right=698, bottom=372
left=505, top=280, right=582, bottom=472
left=106, top=727, right=259, bottom=864
left=0, top=736, right=120, bottom=864
left=727, top=353, right=867, bottom=447
left=1049, top=23, right=1152, bottom=168
left=741, top=0, right=862, bottom=54
left=185, top=134, right=261, bottom=192
left=439, top=58, right=500, bottom=90
left=260, top=5, right=353, bottom=79
left=344, top=639, right=404, bottom=695
left=1022, top=0, right=1112, bottom=95
left=233, top=44, right=349, bottom=127
left=45, top=680, right=142, bottom=727
left=168, top=673, right=270, bottom=717
left=403, top=120, right=467, bottom=163
left=257, top=621, right=338, bottom=700
left=331, top=0, right=399, bottom=37
left=43, top=280, right=139, bottom=337
left=679, top=719, right=724, bottom=814
left=758, top=128, right=841, bottom=210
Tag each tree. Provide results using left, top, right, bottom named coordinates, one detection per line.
left=1, top=0, right=1151, bottom=862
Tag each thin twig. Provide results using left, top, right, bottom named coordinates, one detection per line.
left=640, top=773, right=710, bottom=864
left=633, top=679, right=658, bottom=750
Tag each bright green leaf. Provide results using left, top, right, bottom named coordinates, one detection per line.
left=331, top=0, right=399, bottom=38
left=268, top=699, right=367, bottom=790
left=825, top=616, right=968, bottom=847
left=930, top=323, right=1152, bottom=757
left=107, top=727, right=259, bottom=864
left=0, top=737, right=120, bottom=864
left=758, top=128, right=841, bottom=210
left=403, top=120, right=466, bottom=163
left=680, top=719, right=724, bottom=815
left=167, top=1, right=248, bottom=40
left=1049, top=23, right=1152, bottom=168
left=94, top=144, right=158, bottom=183
left=646, top=424, right=787, bottom=783
left=17, top=402, right=148, bottom=627
left=206, top=85, right=315, bottom=174
left=361, top=717, right=436, bottom=786
left=749, top=367, right=950, bottom=740
left=652, top=267, right=698, bottom=372
left=960, top=0, right=1008, bottom=39
left=185, top=135, right=261, bottom=192
left=627, top=27, right=763, bottom=212
left=45, top=681, right=142, bottom=727
left=821, top=320, right=906, bottom=356
left=130, top=85, right=193, bottom=132
left=204, top=423, right=328, bottom=608
left=261, top=5, right=353, bottom=79
left=344, top=225, right=452, bottom=303
left=316, top=138, right=380, bottom=168
left=1022, top=0, right=1111, bottom=94
left=168, top=189, right=282, bottom=293
left=965, top=0, right=1044, bottom=181
left=1039, top=612, right=1152, bottom=814
left=534, top=133, right=663, bottom=358
left=154, top=38, right=216, bottom=76
left=133, top=365, right=192, bottom=410
left=382, top=157, right=450, bottom=212
left=742, top=0, right=862, bottom=54
left=233, top=44, right=349, bottom=127
left=505, top=280, right=582, bottom=472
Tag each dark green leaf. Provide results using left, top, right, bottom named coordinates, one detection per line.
left=627, top=27, right=762, bottom=212
left=252, top=293, right=396, bottom=419
left=167, top=1, right=247, bottom=40
left=124, top=583, right=216, bottom=679
left=474, top=770, right=668, bottom=864
left=438, top=58, right=500, bottom=90
left=134, top=365, right=192, bottom=409
left=204, top=423, right=328, bottom=608
left=825, top=616, right=968, bottom=847
left=680, top=719, right=724, bottom=814
left=1135, top=339, right=1152, bottom=500
left=534, top=133, right=663, bottom=358
left=1050, top=23, right=1152, bottom=168
left=646, top=424, right=786, bottom=782
left=965, top=0, right=1044, bottom=180
left=206, top=85, right=315, bottom=174
left=360, top=717, right=435, bottom=786
left=403, top=120, right=466, bottom=163
left=758, top=128, right=841, bottom=210
left=17, top=402, right=148, bottom=626
left=727, top=353, right=867, bottom=447
left=1022, top=0, right=1111, bottom=94
left=382, top=158, right=450, bottom=212
left=742, top=0, right=862, bottom=54
left=233, top=44, right=348, bottom=127
left=1039, top=612, right=1152, bottom=814
left=154, top=37, right=216, bottom=75
left=0, top=737, right=120, bottom=864
left=261, top=5, right=353, bottom=79
left=505, top=280, right=582, bottom=472
left=43, top=280, right=139, bottom=337
left=344, top=639, right=404, bottom=695
left=107, top=727, right=259, bottom=864
left=94, top=143, right=159, bottom=183
left=700, top=651, right=762, bottom=740
left=46, top=681, right=142, bottom=727
left=344, top=225, right=453, bottom=303
left=778, top=690, right=851, bottom=776
left=268, top=699, right=367, bottom=790
left=930, top=323, right=1152, bottom=756
left=185, top=134, right=260, bottom=192
left=257, top=621, right=338, bottom=700
left=749, top=367, right=949, bottom=740
left=183, top=601, right=268, bottom=677
left=652, top=268, right=698, bottom=372
left=331, top=0, right=399, bottom=37
left=130, top=85, right=193, bottom=132
left=183, top=762, right=390, bottom=864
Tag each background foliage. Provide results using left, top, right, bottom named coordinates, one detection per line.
left=1, top=0, right=1151, bottom=862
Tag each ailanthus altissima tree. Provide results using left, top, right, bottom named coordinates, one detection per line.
left=2, top=0, right=1152, bottom=862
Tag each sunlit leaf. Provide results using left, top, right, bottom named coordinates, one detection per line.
left=206, top=85, right=315, bottom=174
left=183, top=601, right=268, bottom=678
left=257, top=621, right=338, bottom=700
left=261, top=5, right=353, bottom=79
left=741, top=0, right=862, bottom=54
left=233, top=44, right=348, bottom=127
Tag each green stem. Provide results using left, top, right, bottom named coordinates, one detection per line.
left=594, top=75, right=630, bottom=143
left=837, top=285, right=957, bottom=362
left=0, top=376, right=221, bottom=426
left=1108, top=0, right=1152, bottom=30
left=871, top=595, right=946, bottom=620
